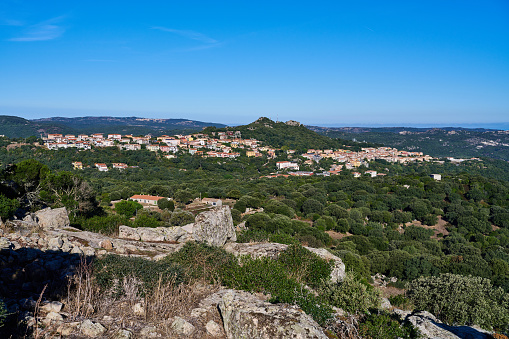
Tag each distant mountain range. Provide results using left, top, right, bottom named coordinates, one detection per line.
left=0, top=115, right=226, bottom=138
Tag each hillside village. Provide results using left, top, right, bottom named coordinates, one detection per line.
left=44, top=128, right=445, bottom=177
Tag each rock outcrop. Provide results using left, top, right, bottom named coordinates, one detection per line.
left=192, top=206, right=236, bottom=246
left=219, top=289, right=328, bottom=339
left=401, top=311, right=492, bottom=339
left=34, top=207, right=70, bottom=229
left=118, top=206, right=236, bottom=247
left=223, top=242, right=346, bottom=282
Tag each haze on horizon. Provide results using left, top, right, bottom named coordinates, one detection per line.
left=1, top=1, right=508, bottom=127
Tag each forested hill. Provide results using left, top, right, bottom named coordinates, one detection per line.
left=0, top=115, right=226, bottom=138
left=309, top=125, right=509, bottom=161
left=204, top=117, right=382, bottom=151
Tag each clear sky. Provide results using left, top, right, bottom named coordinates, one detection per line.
left=1, top=1, right=508, bottom=127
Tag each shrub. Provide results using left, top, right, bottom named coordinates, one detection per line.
left=80, top=214, right=130, bottom=235
left=319, top=272, right=381, bottom=315
left=114, top=200, right=143, bottom=217
left=269, top=233, right=299, bottom=245
left=132, top=213, right=161, bottom=228
left=359, top=310, right=420, bottom=339
left=231, top=208, right=242, bottom=224
left=93, top=255, right=184, bottom=296
left=157, top=198, right=174, bottom=211
left=406, top=273, right=509, bottom=330
left=263, top=199, right=295, bottom=218
left=227, top=255, right=333, bottom=326
left=245, top=213, right=271, bottom=230
left=0, top=194, right=19, bottom=220
left=169, top=209, right=195, bottom=226
left=164, top=242, right=237, bottom=283
left=277, top=244, right=332, bottom=288
left=388, top=294, right=413, bottom=310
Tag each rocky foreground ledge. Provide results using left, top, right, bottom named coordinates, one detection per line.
left=0, top=206, right=494, bottom=338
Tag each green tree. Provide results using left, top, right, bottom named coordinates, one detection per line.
left=157, top=198, right=175, bottom=211
left=115, top=200, right=143, bottom=218
left=0, top=194, right=19, bottom=219
left=169, top=209, right=195, bottom=226
left=407, top=273, right=509, bottom=330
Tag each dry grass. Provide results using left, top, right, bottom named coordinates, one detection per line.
left=64, top=258, right=222, bottom=337
left=325, top=315, right=360, bottom=339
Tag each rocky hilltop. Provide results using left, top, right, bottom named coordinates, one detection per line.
left=0, top=206, right=495, bottom=338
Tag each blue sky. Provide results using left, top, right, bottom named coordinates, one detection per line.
left=1, top=1, right=508, bottom=127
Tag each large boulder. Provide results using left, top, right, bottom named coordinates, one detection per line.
left=35, top=207, right=70, bottom=229
left=219, top=289, right=328, bottom=339
left=192, top=206, right=236, bottom=247
left=404, top=311, right=492, bottom=339
left=223, top=242, right=345, bottom=282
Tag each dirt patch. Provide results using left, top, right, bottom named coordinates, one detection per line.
left=377, top=286, right=405, bottom=299
left=326, top=231, right=352, bottom=240
left=403, top=216, right=449, bottom=239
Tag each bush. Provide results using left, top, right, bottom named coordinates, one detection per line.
left=93, top=255, right=184, bottom=296
left=359, top=310, right=420, bottom=339
left=80, top=214, right=130, bottom=235
left=277, top=244, right=332, bottom=288
left=319, top=272, right=381, bottom=315
left=231, top=208, right=242, bottom=224
left=115, top=200, right=143, bottom=217
left=169, top=209, right=195, bottom=226
left=263, top=199, right=295, bottom=218
left=388, top=294, right=413, bottom=310
left=132, top=213, right=161, bottom=228
left=164, top=242, right=237, bottom=283
left=0, top=194, right=19, bottom=220
left=157, top=198, right=174, bottom=211
left=406, top=273, right=509, bottom=330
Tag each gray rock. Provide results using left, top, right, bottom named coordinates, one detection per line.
left=70, top=246, right=84, bottom=255
left=206, top=320, right=222, bottom=337
left=160, top=226, right=187, bottom=242
left=44, top=311, right=64, bottom=324
left=133, top=302, right=145, bottom=316
left=137, top=228, right=165, bottom=242
left=0, top=237, right=13, bottom=250
left=100, top=239, right=113, bottom=250
left=35, top=207, right=70, bottom=229
left=380, top=297, right=392, bottom=310
left=181, top=223, right=194, bottom=233
left=82, top=247, right=96, bottom=256
left=404, top=311, right=492, bottom=339
left=61, top=241, right=73, bottom=252
left=171, top=316, right=195, bottom=335
left=219, top=289, right=328, bottom=339
left=48, top=237, right=63, bottom=248
left=139, top=325, right=159, bottom=337
left=114, top=329, right=133, bottom=339
left=41, top=301, right=63, bottom=313
left=118, top=225, right=141, bottom=241
left=192, top=206, right=236, bottom=247
left=80, top=319, right=106, bottom=337
left=57, top=321, right=80, bottom=336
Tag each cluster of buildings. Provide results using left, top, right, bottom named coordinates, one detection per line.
left=54, top=131, right=437, bottom=176
left=273, top=147, right=433, bottom=177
